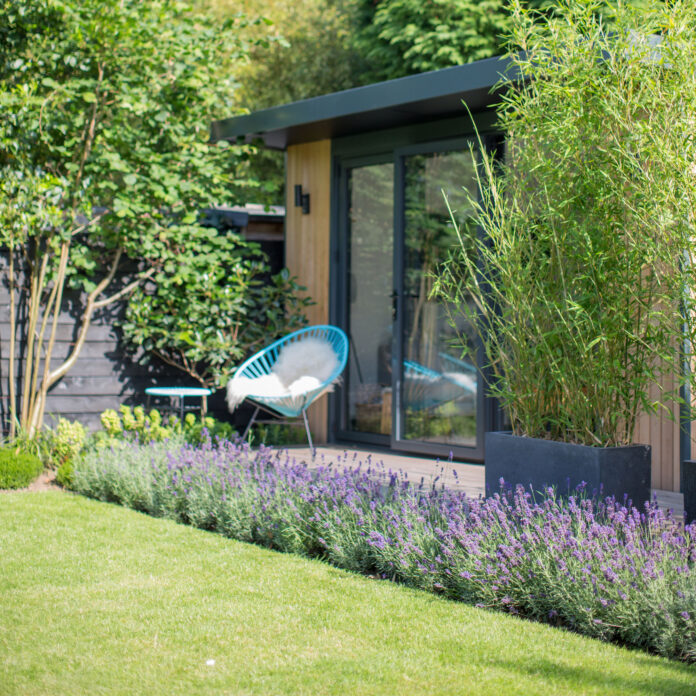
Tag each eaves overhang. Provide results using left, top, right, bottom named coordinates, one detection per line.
left=210, top=56, right=515, bottom=150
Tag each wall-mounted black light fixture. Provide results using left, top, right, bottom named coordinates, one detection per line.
left=294, top=184, right=310, bottom=215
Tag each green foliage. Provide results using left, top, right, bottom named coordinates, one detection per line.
left=55, top=459, right=74, bottom=489
left=351, top=1, right=641, bottom=83
left=50, top=418, right=85, bottom=489
left=0, top=0, right=264, bottom=433
left=48, top=418, right=86, bottom=469
left=0, top=0, right=257, bottom=245
left=232, top=0, right=362, bottom=109
left=183, top=413, right=238, bottom=446
left=251, top=422, right=309, bottom=447
left=94, top=406, right=236, bottom=448
left=120, top=225, right=312, bottom=390
left=434, top=0, right=696, bottom=446
left=0, top=447, right=43, bottom=488
left=199, top=0, right=363, bottom=205
left=353, top=0, right=515, bottom=81
left=5, top=424, right=53, bottom=462
left=97, top=406, right=181, bottom=445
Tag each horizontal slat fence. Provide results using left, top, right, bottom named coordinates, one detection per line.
left=0, top=276, right=230, bottom=432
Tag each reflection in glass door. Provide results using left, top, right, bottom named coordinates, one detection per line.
left=398, top=148, right=480, bottom=449
left=345, top=162, right=394, bottom=436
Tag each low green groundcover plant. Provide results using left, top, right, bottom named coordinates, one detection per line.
left=51, top=407, right=236, bottom=487
left=72, top=438, right=696, bottom=661
left=95, top=405, right=236, bottom=446
left=0, top=447, right=43, bottom=489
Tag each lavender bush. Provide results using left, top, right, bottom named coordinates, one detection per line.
left=73, top=438, right=696, bottom=661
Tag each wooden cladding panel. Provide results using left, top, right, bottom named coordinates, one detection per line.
left=634, top=370, right=681, bottom=493
left=0, top=281, right=226, bottom=430
left=285, top=139, right=332, bottom=443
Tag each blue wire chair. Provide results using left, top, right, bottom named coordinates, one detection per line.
left=403, top=357, right=476, bottom=411
left=232, top=325, right=349, bottom=448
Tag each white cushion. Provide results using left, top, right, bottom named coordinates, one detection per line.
left=226, top=336, right=340, bottom=412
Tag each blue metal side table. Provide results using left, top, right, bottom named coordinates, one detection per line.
left=145, top=387, right=212, bottom=421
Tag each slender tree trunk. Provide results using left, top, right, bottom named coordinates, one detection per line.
left=24, top=247, right=154, bottom=435
left=8, top=249, right=17, bottom=439
left=20, top=250, right=48, bottom=427
left=29, top=241, right=70, bottom=435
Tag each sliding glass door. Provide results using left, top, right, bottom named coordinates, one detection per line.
left=393, top=144, right=483, bottom=457
left=335, top=139, right=487, bottom=460
left=342, top=158, right=394, bottom=440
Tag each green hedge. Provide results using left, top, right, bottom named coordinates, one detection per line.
left=0, top=448, right=43, bottom=489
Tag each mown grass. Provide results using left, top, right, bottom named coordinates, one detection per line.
left=1, top=491, right=695, bottom=696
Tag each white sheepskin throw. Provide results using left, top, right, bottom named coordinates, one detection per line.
left=226, top=336, right=341, bottom=412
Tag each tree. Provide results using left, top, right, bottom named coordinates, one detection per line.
left=351, top=0, right=651, bottom=83
left=0, top=0, right=264, bottom=436
left=197, top=0, right=363, bottom=205
left=353, top=0, right=515, bottom=82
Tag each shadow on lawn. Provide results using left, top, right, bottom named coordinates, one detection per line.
left=496, top=653, right=695, bottom=695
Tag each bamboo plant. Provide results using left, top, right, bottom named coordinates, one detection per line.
left=434, top=0, right=696, bottom=447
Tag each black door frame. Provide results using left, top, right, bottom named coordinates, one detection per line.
left=327, top=118, right=502, bottom=462
left=331, top=152, right=394, bottom=448
left=391, top=137, right=487, bottom=461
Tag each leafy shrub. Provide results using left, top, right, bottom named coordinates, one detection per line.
left=73, top=439, right=696, bottom=661
left=251, top=422, right=308, bottom=447
left=121, top=226, right=312, bottom=394
left=94, top=405, right=236, bottom=447
left=55, top=460, right=74, bottom=489
left=0, top=448, right=43, bottom=489
left=48, top=418, right=86, bottom=468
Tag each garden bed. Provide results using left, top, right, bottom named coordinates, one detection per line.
left=70, top=436, right=696, bottom=662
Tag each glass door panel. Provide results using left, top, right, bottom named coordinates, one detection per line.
left=398, top=149, right=480, bottom=449
left=346, top=162, right=394, bottom=436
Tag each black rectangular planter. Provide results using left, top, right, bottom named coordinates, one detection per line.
left=681, top=459, right=696, bottom=524
left=485, top=432, right=651, bottom=507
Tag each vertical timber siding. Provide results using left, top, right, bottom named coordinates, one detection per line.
left=635, top=375, right=681, bottom=493
left=285, top=139, right=332, bottom=443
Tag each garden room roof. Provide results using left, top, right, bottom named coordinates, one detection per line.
left=210, top=55, right=513, bottom=150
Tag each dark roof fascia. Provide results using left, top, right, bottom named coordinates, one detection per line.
left=211, top=56, right=516, bottom=150
left=331, top=110, right=500, bottom=159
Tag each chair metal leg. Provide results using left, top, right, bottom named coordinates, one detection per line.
left=302, top=409, right=313, bottom=450
left=242, top=406, right=260, bottom=441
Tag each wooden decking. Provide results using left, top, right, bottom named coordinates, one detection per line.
left=273, top=444, right=684, bottom=517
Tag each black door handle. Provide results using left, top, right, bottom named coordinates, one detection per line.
left=391, top=289, right=398, bottom=320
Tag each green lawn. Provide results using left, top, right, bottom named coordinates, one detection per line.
left=1, top=492, right=695, bottom=696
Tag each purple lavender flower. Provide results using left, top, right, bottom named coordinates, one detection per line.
left=72, top=435, right=696, bottom=662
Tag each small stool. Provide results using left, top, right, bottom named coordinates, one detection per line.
left=145, top=387, right=212, bottom=421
